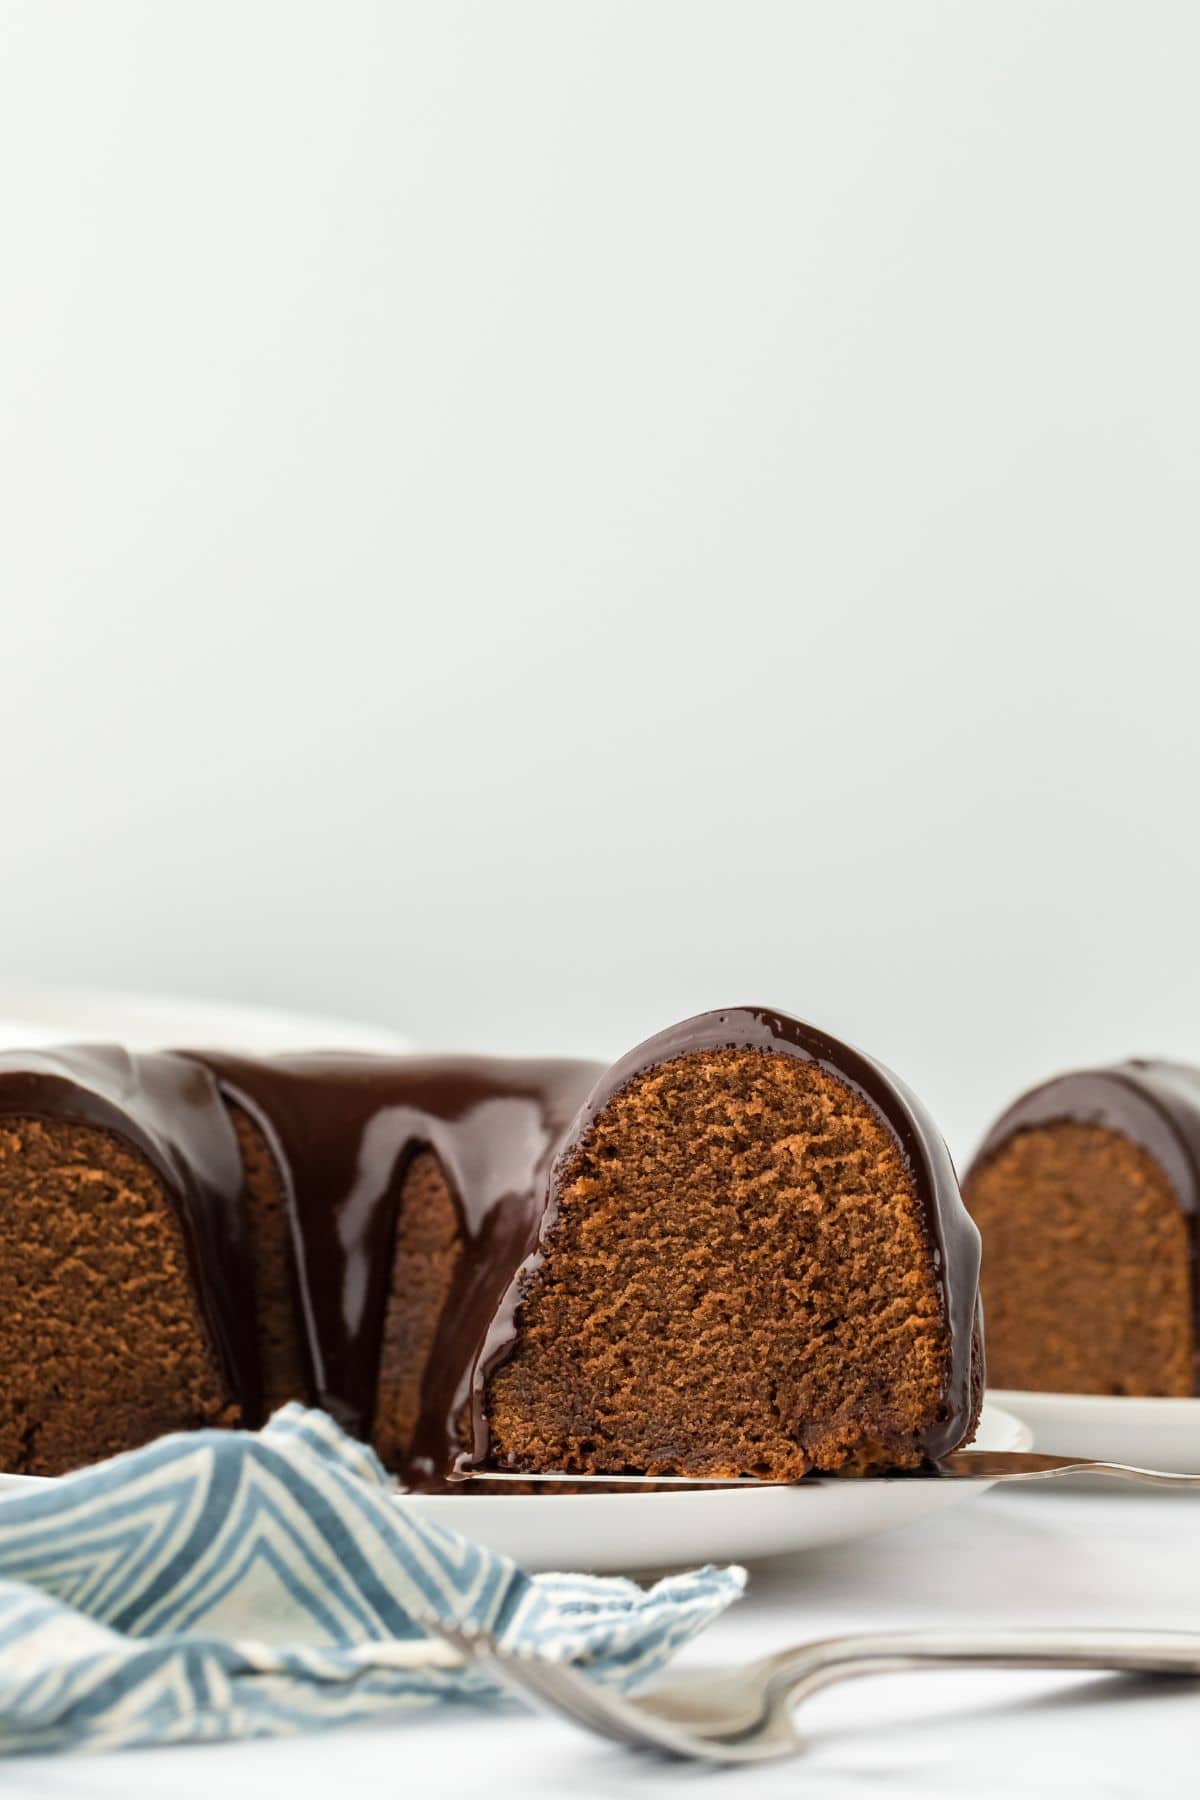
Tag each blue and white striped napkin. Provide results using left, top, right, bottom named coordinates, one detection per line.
left=0, top=1404, right=744, bottom=1756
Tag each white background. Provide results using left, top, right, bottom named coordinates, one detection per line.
left=2, top=1, right=1199, bottom=1169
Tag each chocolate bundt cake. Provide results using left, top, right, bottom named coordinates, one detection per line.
left=964, top=1062, right=1200, bottom=1395
left=0, top=1007, right=982, bottom=1480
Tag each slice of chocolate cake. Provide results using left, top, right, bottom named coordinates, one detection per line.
left=0, top=1047, right=259, bottom=1475
left=466, top=1008, right=983, bottom=1480
left=964, top=1062, right=1200, bottom=1396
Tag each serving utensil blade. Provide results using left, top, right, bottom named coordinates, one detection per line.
left=456, top=1449, right=1200, bottom=1488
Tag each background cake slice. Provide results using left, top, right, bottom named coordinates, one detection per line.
left=0, top=1047, right=260, bottom=1475
left=373, top=1150, right=465, bottom=1473
left=964, top=1062, right=1200, bottom=1396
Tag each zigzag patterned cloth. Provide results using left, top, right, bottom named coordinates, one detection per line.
left=0, top=1405, right=743, bottom=1756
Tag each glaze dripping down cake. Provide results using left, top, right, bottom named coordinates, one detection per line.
left=0, top=1008, right=983, bottom=1479
left=964, top=1061, right=1200, bottom=1396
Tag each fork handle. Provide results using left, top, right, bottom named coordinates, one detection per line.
left=769, top=1627, right=1200, bottom=1706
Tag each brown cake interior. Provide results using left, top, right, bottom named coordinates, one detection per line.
left=372, top=1150, right=464, bottom=1471
left=0, top=1117, right=238, bottom=1476
left=227, top=1103, right=310, bottom=1415
left=485, top=1047, right=951, bottom=1478
left=966, top=1122, right=1194, bottom=1395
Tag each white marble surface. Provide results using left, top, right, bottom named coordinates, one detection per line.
left=7, top=1487, right=1197, bottom=1798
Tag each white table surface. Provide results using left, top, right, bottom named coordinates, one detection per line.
left=6, top=1486, right=1197, bottom=1799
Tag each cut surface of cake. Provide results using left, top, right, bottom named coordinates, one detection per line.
left=0, top=1007, right=982, bottom=1481
left=0, top=1048, right=257, bottom=1475
left=474, top=1009, right=982, bottom=1480
left=964, top=1062, right=1200, bottom=1396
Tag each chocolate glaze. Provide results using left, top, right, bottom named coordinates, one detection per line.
left=968, top=1060, right=1200, bottom=1389
left=466, top=1006, right=983, bottom=1471
left=186, top=1052, right=600, bottom=1474
left=0, top=1045, right=260, bottom=1421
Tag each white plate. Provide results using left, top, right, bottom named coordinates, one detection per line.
left=397, top=1401, right=1031, bottom=1573
left=990, top=1388, right=1200, bottom=1476
left=0, top=984, right=410, bottom=1056
left=0, top=1403, right=1029, bottom=1572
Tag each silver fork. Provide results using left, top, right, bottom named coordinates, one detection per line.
left=425, top=1622, right=1200, bottom=1763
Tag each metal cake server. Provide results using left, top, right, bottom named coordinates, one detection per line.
left=461, top=1450, right=1200, bottom=1488
left=424, top=1620, right=1200, bottom=1763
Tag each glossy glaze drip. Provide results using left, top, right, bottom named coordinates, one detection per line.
left=466, top=1006, right=983, bottom=1470
left=968, top=1060, right=1200, bottom=1389
left=188, top=1051, right=601, bottom=1473
left=0, top=1045, right=260, bottom=1420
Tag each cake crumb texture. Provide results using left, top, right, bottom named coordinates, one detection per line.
left=0, top=1117, right=237, bottom=1476
left=372, top=1150, right=464, bottom=1470
left=228, top=1103, right=309, bottom=1416
left=966, top=1122, right=1193, bottom=1395
left=486, top=1047, right=951, bottom=1478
